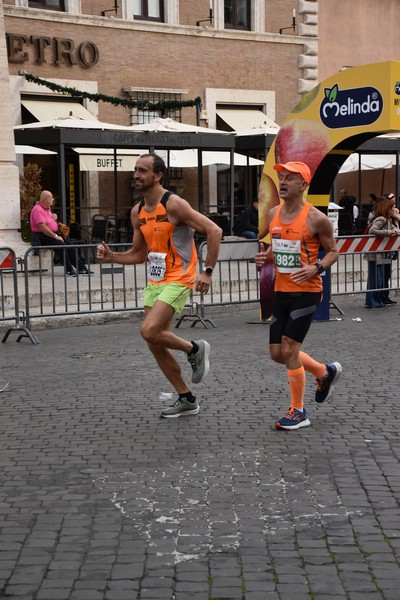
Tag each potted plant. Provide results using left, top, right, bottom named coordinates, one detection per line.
left=19, top=162, right=42, bottom=243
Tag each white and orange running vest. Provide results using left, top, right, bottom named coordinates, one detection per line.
left=138, top=192, right=198, bottom=288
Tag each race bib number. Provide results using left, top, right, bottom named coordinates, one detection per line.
left=148, top=252, right=167, bottom=282
left=272, top=239, right=301, bottom=273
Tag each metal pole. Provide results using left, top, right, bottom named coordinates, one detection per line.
left=59, top=142, right=67, bottom=223
left=197, top=149, right=204, bottom=213
left=358, top=153, right=362, bottom=220
left=230, top=148, right=235, bottom=234
left=114, top=147, right=119, bottom=242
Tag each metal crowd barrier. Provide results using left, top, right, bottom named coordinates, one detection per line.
left=176, top=239, right=260, bottom=328
left=8, top=240, right=260, bottom=332
left=2, top=237, right=400, bottom=335
left=0, top=247, right=38, bottom=344
left=331, top=234, right=400, bottom=300
left=21, top=243, right=147, bottom=330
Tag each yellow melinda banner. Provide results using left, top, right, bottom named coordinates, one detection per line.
left=259, top=60, right=400, bottom=239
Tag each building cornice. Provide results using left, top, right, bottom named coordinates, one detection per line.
left=3, top=6, right=307, bottom=46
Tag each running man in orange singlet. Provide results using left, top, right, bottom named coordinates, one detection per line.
left=97, top=153, right=222, bottom=418
left=255, top=161, right=342, bottom=430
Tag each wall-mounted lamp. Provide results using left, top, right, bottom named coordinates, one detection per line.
left=101, top=1, right=118, bottom=17
left=279, top=9, right=296, bottom=34
left=197, top=1, right=213, bottom=26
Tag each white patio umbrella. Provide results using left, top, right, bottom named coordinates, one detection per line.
left=15, top=145, right=57, bottom=155
left=14, top=114, right=130, bottom=131
left=158, top=149, right=264, bottom=168
left=234, top=123, right=280, bottom=137
left=128, top=117, right=232, bottom=135
left=339, top=153, right=395, bottom=173
left=209, top=151, right=264, bottom=166
left=328, top=202, right=343, bottom=210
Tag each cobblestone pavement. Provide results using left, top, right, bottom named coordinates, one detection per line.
left=1, top=295, right=400, bottom=600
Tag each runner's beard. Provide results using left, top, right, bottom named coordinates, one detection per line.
left=134, top=180, right=152, bottom=192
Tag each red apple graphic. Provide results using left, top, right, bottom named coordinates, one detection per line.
left=258, top=172, right=279, bottom=240
left=274, top=118, right=331, bottom=178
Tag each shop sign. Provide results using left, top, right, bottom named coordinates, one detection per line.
left=6, top=32, right=99, bottom=68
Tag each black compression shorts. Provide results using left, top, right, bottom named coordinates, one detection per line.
left=269, top=291, right=322, bottom=345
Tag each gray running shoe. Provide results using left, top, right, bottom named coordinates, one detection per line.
left=160, top=396, right=200, bottom=418
left=188, top=340, right=210, bottom=384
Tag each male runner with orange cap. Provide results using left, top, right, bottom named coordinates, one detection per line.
left=255, top=161, right=342, bottom=430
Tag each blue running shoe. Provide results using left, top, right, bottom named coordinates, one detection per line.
left=315, top=362, right=342, bottom=404
left=275, top=407, right=310, bottom=430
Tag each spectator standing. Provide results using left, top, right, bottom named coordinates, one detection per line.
left=367, top=193, right=379, bottom=226
left=382, top=194, right=399, bottom=304
left=338, top=188, right=355, bottom=235
left=353, top=202, right=359, bottom=231
left=365, top=197, right=400, bottom=308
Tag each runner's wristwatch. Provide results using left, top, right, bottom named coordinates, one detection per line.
left=203, top=266, right=214, bottom=275
left=314, top=263, right=325, bottom=275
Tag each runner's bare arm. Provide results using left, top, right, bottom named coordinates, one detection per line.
left=96, top=205, right=148, bottom=264
left=255, top=206, right=278, bottom=267
left=291, top=209, right=338, bottom=283
left=310, top=208, right=339, bottom=270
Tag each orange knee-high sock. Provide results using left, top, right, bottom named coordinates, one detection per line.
left=299, top=351, right=326, bottom=379
left=287, top=366, right=306, bottom=411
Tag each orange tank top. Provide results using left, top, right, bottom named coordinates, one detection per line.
left=138, top=192, right=198, bottom=288
left=270, top=203, right=322, bottom=293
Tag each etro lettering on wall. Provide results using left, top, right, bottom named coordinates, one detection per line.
left=6, top=33, right=99, bottom=69
left=320, top=84, right=383, bottom=128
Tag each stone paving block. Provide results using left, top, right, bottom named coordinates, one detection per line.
left=208, top=588, right=243, bottom=599
left=107, top=579, right=140, bottom=590
left=4, top=583, right=43, bottom=596
left=48, top=560, right=83, bottom=570
left=73, top=579, right=108, bottom=590
left=175, top=580, right=209, bottom=593
left=110, top=563, right=144, bottom=579
left=244, top=580, right=276, bottom=592
left=140, top=576, right=174, bottom=589
left=380, top=592, right=400, bottom=600
left=139, top=589, right=174, bottom=599
left=36, top=590, right=72, bottom=600
left=244, top=594, right=281, bottom=600
left=1, top=597, right=35, bottom=600
left=105, top=593, right=140, bottom=600
left=176, top=570, right=208, bottom=582
left=40, top=578, right=76, bottom=589
left=347, top=594, right=384, bottom=600
left=47, top=569, right=80, bottom=579
left=174, top=594, right=212, bottom=600
left=7, top=565, right=46, bottom=585
left=69, top=591, right=104, bottom=600
left=339, top=574, right=379, bottom=592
